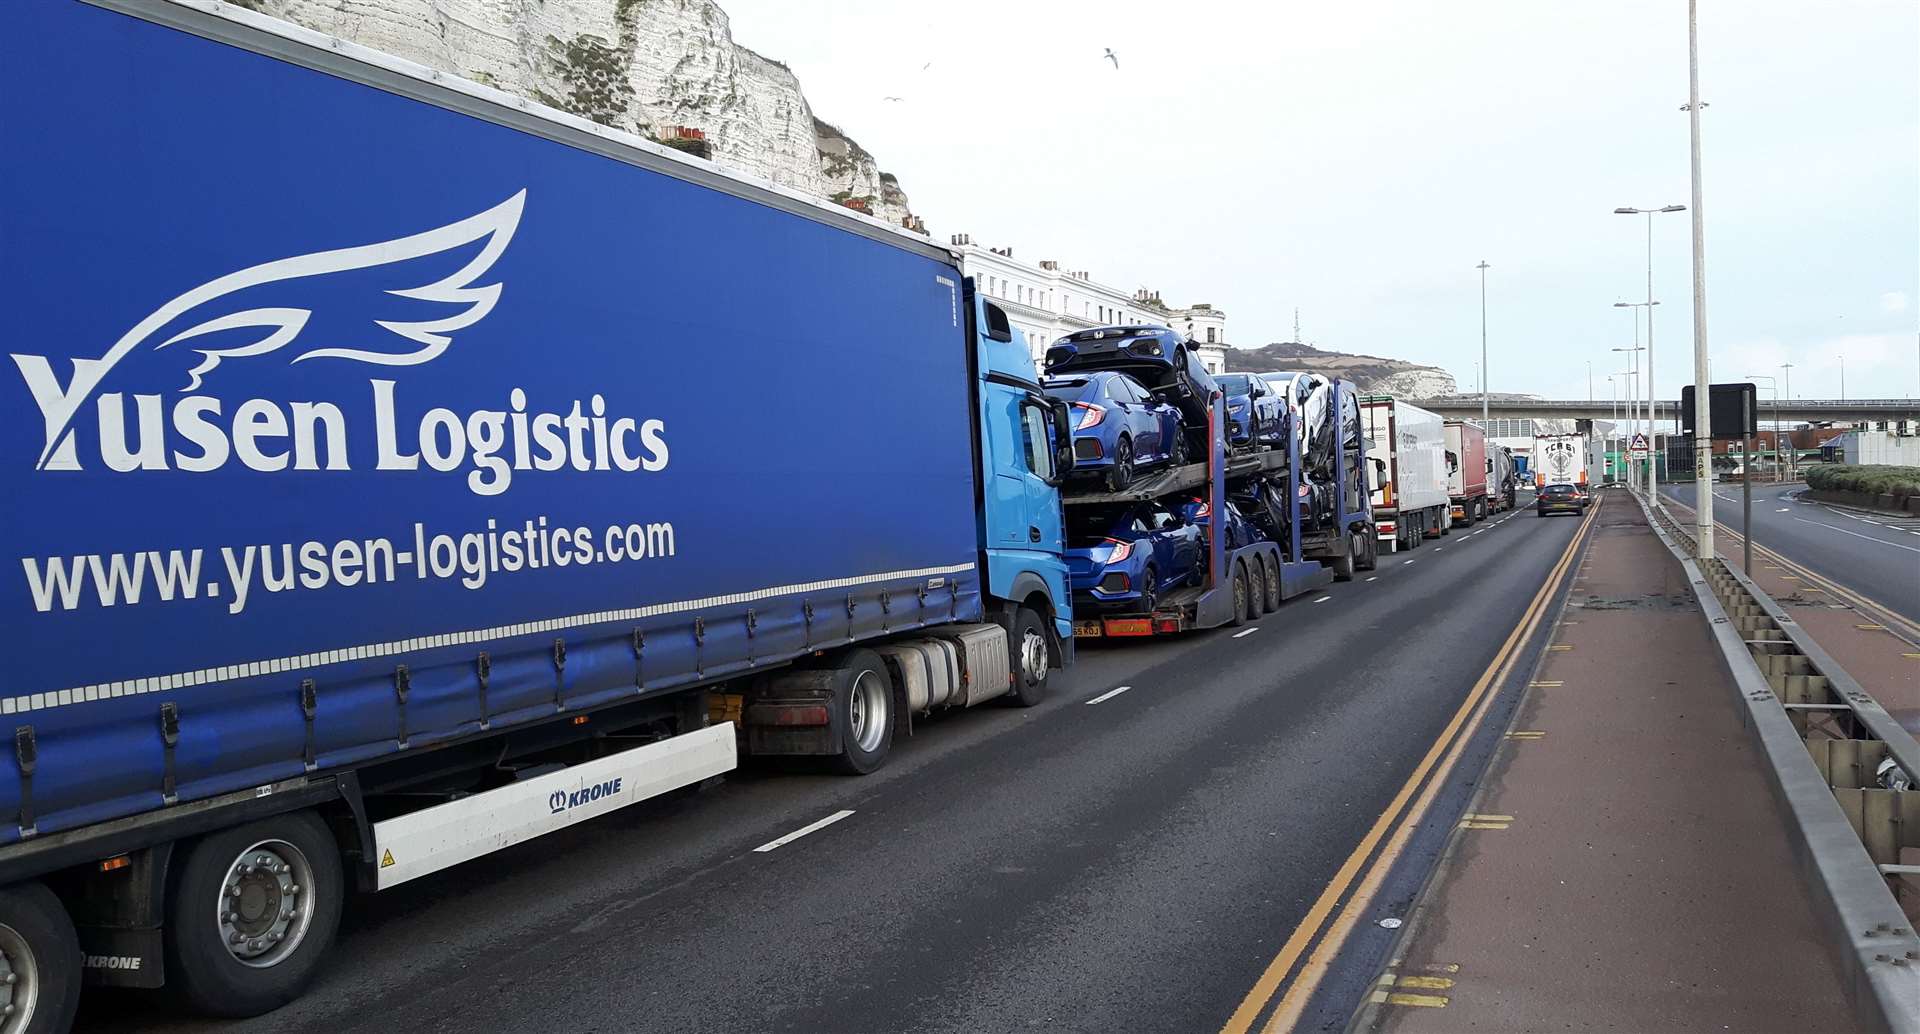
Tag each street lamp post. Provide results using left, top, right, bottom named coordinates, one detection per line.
left=1838, top=353, right=1846, bottom=401
left=1615, top=204, right=1686, bottom=500
left=1684, top=0, right=1714, bottom=559
left=1781, top=362, right=1794, bottom=480
left=1478, top=261, right=1491, bottom=424
left=1746, top=373, right=1780, bottom=481
left=1614, top=343, right=1646, bottom=491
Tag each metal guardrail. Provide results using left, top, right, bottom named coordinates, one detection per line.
left=1404, top=397, right=1920, bottom=423
left=1641, top=493, right=1920, bottom=1031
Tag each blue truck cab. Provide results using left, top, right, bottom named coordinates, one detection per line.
left=971, top=291, right=1075, bottom=669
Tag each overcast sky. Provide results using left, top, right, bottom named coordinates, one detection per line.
left=719, top=0, right=1918, bottom=403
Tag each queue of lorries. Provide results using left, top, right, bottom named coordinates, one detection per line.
left=0, top=5, right=1589, bottom=1030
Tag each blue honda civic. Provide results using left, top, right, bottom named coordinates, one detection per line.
left=1042, top=371, right=1189, bottom=490
left=1065, top=502, right=1204, bottom=615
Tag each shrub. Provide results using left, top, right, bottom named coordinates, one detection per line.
left=1804, top=463, right=1920, bottom=501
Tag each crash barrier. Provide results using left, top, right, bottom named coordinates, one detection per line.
left=1641, top=493, right=1920, bottom=1032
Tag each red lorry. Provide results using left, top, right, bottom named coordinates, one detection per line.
left=1444, top=419, right=1490, bottom=526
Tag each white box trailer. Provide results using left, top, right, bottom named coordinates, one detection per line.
left=1360, top=396, right=1451, bottom=552
left=1534, top=433, right=1592, bottom=493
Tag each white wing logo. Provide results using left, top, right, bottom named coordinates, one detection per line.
left=12, top=191, right=526, bottom=470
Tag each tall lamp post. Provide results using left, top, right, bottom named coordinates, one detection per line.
left=1780, top=362, right=1795, bottom=480
left=1614, top=343, right=1646, bottom=491
left=1477, top=260, right=1491, bottom=423
left=1614, top=204, right=1686, bottom=500
left=1838, top=353, right=1846, bottom=401
left=1684, top=0, right=1714, bottom=559
left=1616, top=302, right=1660, bottom=490
left=1746, top=373, right=1780, bottom=481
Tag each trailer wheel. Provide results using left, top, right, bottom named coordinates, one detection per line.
left=1004, top=607, right=1050, bottom=708
left=0, top=881, right=81, bottom=1034
left=1261, top=556, right=1282, bottom=612
left=1169, top=430, right=1190, bottom=468
left=165, top=810, right=343, bottom=1018
left=1473, top=497, right=1487, bottom=522
left=1228, top=563, right=1251, bottom=627
left=1246, top=560, right=1268, bottom=617
left=826, top=649, right=896, bottom=773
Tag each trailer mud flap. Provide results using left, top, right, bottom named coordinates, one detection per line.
left=77, top=926, right=165, bottom=988
left=368, top=722, right=736, bottom=889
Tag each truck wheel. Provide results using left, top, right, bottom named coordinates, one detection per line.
left=1331, top=540, right=1356, bottom=581
left=1355, top=531, right=1378, bottom=572
left=1246, top=560, right=1268, bottom=617
left=0, top=881, right=81, bottom=1034
left=1005, top=607, right=1050, bottom=708
left=1262, top=557, right=1282, bottom=612
left=1228, top=563, right=1251, bottom=627
left=1440, top=512, right=1452, bottom=536
left=828, top=649, right=896, bottom=773
left=165, top=810, right=343, bottom=1018
left=1473, top=497, right=1487, bottom=522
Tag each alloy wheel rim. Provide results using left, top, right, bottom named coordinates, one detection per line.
left=0, top=922, right=39, bottom=1033
left=216, top=839, right=318, bottom=968
left=848, top=669, right=888, bottom=753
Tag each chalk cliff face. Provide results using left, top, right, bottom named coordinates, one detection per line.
left=1228, top=342, right=1460, bottom=396
left=236, top=0, right=918, bottom=229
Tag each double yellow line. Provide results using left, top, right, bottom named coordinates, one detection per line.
left=1219, top=492, right=1604, bottom=1034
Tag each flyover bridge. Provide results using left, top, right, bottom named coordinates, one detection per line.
left=1404, top=397, right=1920, bottom=424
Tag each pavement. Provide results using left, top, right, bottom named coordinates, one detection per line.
left=1357, top=495, right=1856, bottom=1034
left=79, top=501, right=1582, bottom=1034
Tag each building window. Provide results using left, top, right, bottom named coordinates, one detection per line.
left=1207, top=327, right=1217, bottom=343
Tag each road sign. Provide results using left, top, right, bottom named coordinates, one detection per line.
left=1630, top=433, right=1650, bottom=457
left=1681, top=383, right=1760, bottom=438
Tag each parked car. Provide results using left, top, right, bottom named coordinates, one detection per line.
left=1178, top=496, right=1264, bottom=551
left=1066, top=502, right=1203, bottom=613
left=1044, top=326, right=1218, bottom=445
left=1213, top=373, right=1286, bottom=450
left=1536, top=482, right=1588, bottom=517
left=1043, top=371, right=1189, bottom=490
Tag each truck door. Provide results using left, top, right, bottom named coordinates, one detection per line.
left=1018, top=398, right=1064, bottom=553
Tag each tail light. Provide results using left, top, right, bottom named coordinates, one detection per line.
left=1103, top=537, right=1134, bottom=563
left=1073, top=402, right=1106, bottom=429
left=1187, top=498, right=1210, bottom=519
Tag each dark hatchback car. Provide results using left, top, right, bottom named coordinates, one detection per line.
left=1212, top=373, right=1286, bottom=450
left=1043, top=326, right=1218, bottom=441
left=1536, top=483, right=1587, bottom=517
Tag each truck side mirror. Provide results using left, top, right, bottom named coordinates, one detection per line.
left=1048, top=398, right=1076, bottom=483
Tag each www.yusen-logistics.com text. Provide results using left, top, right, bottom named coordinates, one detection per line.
left=20, top=516, right=676, bottom=616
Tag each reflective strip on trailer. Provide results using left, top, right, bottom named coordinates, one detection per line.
left=371, top=721, right=737, bottom=889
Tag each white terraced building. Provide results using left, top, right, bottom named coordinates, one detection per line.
left=949, top=235, right=1230, bottom=376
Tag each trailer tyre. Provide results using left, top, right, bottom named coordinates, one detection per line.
left=1331, top=541, right=1356, bottom=581
left=1005, top=607, right=1051, bottom=708
left=1228, top=563, right=1251, bottom=627
left=0, top=881, right=81, bottom=1034
left=165, top=810, right=343, bottom=1018
left=1261, top=556, right=1282, bottom=612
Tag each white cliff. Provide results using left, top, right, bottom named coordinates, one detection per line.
left=233, top=0, right=919, bottom=229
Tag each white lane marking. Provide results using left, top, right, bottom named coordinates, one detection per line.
left=1434, top=547, right=1444, bottom=552
left=1403, top=559, right=1417, bottom=565
left=1313, top=595, right=1332, bottom=603
left=1792, top=517, right=1920, bottom=553
left=753, top=810, right=855, bottom=853
left=1086, top=685, right=1134, bottom=705
left=1366, top=576, right=1379, bottom=582
left=1776, top=508, right=1790, bottom=512
left=1232, top=627, right=1260, bottom=639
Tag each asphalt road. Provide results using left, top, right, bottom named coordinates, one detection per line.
left=81, top=504, right=1582, bottom=1034
left=1660, top=480, right=1920, bottom=623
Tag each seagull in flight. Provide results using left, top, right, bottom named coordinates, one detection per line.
left=922, top=61, right=933, bottom=71
left=1103, top=48, right=1119, bottom=69
left=883, top=96, right=905, bottom=102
